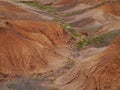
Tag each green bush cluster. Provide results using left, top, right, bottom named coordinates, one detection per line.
left=77, top=36, right=105, bottom=48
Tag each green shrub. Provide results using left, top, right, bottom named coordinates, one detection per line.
left=77, top=36, right=105, bottom=48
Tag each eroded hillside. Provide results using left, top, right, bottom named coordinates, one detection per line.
left=0, top=1, right=73, bottom=82
left=0, top=0, right=120, bottom=90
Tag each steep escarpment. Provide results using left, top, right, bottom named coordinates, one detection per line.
left=56, top=36, right=120, bottom=90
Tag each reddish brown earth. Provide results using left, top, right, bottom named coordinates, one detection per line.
left=0, top=1, right=72, bottom=81
left=38, top=0, right=120, bottom=6
left=0, top=1, right=43, bottom=21
left=0, top=20, right=71, bottom=80
left=100, top=3, right=120, bottom=16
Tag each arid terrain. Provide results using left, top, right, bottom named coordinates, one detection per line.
left=0, top=0, right=120, bottom=90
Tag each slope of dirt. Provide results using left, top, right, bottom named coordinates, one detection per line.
left=100, top=3, right=120, bottom=16
left=52, top=0, right=107, bottom=6
left=56, top=36, right=120, bottom=90
left=0, top=1, right=44, bottom=21
left=53, top=0, right=120, bottom=5
left=0, top=20, right=71, bottom=81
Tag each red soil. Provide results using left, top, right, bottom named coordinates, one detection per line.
left=100, top=3, right=120, bottom=16
left=0, top=20, right=71, bottom=80
left=0, top=1, right=43, bottom=21
left=0, top=1, right=71, bottom=81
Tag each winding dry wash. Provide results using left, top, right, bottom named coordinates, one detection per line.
left=0, top=0, right=120, bottom=90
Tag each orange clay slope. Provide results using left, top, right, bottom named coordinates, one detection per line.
left=100, top=2, right=120, bottom=16
left=53, top=0, right=120, bottom=5
left=0, top=1, right=43, bottom=21
left=0, top=20, right=71, bottom=80
left=52, top=0, right=99, bottom=5
left=0, top=1, right=71, bottom=80
left=56, top=36, right=120, bottom=90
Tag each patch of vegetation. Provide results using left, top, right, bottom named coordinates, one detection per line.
left=23, top=1, right=80, bottom=38
left=61, top=23, right=72, bottom=30
left=54, top=19, right=79, bottom=36
left=23, top=0, right=120, bottom=51
left=77, top=36, right=105, bottom=48
left=72, top=32, right=81, bottom=37
left=77, top=29, right=120, bottom=48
